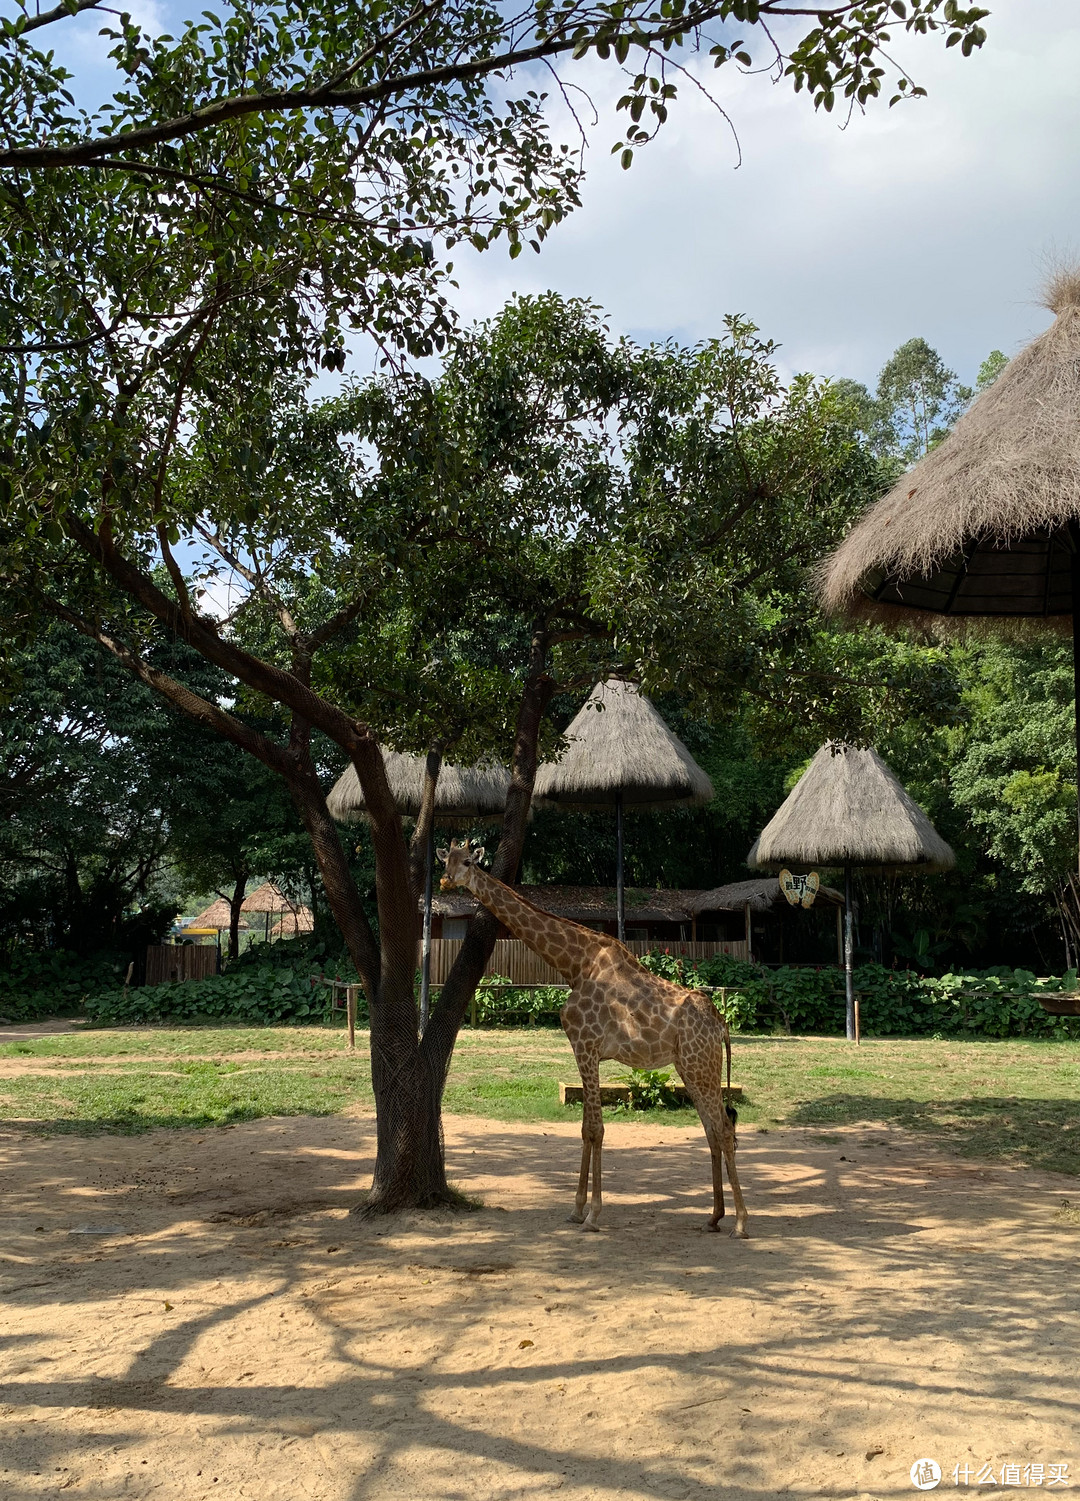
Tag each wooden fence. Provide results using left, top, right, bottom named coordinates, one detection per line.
left=425, top=937, right=749, bottom=986
left=145, top=944, right=219, bottom=985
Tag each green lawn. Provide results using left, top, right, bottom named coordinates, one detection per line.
left=1, top=1025, right=1078, bottom=1174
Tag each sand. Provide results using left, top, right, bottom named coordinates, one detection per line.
left=1, top=1108, right=1078, bottom=1500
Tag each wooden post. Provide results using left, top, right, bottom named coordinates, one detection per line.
left=470, top=990, right=478, bottom=1028
left=744, top=901, right=752, bottom=962
left=854, top=994, right=861, bottom=1046
left=347, top=985, right=357, bottom=1052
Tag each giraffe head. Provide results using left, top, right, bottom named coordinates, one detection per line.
left=437, top=840, right=487, bottom=891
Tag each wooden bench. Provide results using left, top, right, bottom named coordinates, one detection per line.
left=559, top=1082, right=744, bottom=1106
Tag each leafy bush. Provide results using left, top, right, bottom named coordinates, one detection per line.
left=470, top=976, right=566, bottom=1025
left=616, top=1067, right=683, bottom=1110
left=0, top=948, right=128, bottom=1022
left=84, top=945, right=361, bottom=1026
left=640, top=950, right=1080, bottom=1039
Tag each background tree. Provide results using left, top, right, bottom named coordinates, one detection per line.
left=834, top=336, right=978, bottom=468
left=169, top=745, right=312, bottom=959
left=0, top=620, right=223, bottom=958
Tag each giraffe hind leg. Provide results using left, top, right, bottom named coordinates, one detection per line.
left=681, top=1065, right=749, bottom=1239
left=570, top=1048, right=604, bottom=1232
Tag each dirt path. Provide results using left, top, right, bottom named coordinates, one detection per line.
left=1, top=1112, right=1077, bottom=1500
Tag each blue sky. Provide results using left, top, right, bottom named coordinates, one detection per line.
left=445, top=0, right=1080, bottom=388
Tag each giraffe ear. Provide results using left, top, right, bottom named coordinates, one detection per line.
left=436, top=847, right=450, bottom=863
left=471, top=846, right=486, bottom=864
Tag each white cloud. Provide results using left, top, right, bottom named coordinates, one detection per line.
left=446, top=0, right=1080, bottom=387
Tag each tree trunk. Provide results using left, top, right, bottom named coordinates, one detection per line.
left=419, top=657, right=556, bottom=1108
left=228, top=873, right=246, bottom=962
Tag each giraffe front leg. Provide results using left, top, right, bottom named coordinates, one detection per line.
left=583, top=1127, right=603, bottom=1231
left=570, top=1051, right=604, bottom=1231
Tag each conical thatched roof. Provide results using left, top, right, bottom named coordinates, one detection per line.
left=533, top=680, right=713, bottom=811
left=270, top=906, right=315, bottom=938
left=241, top=881, right=298, bottom=915
left=820, top=272, right=1080, bottom=627
left=747, top=743, right=956, bottom=873
left=326, top=750, right=510, bottom=826
left=187, top=898, right=249, bottom=931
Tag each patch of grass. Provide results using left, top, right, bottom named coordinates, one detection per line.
left=0, top=1027, right=1077, bottom=1171
left=0, top=1055, right=370, bottom=1134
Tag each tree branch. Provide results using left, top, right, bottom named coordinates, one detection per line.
left=0, top=7, right=748, bottom=168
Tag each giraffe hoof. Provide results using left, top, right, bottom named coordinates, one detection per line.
left=730, top=1226, right=749, bottom=1240
left=566, top=1211, right=586, bottom=1224
left=707, top=1220, right=721, bottom=1233
left=581, top=1220, right=600, bottom=1233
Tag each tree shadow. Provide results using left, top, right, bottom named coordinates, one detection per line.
left=3, top=1112, right=1080, bottom=1499
left=785, top=1092, right=1080, bottom=1175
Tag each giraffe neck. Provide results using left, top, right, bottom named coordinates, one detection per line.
left=462, top=866, right=601, bottom=982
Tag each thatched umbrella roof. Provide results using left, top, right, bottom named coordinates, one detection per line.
left=747, top=743, right=956, bottom=874
left=187, top=898, right=250, bottom=931
left=241, top=881, right=298, bottom=915
left=820, top=271, right=1080, bottom=628
left=270, top=906, right=315, bottom=938
left=326, top=751, right=511, bottom=826
left=533, top=680, right=713, bottom=810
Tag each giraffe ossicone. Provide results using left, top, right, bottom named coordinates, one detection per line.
left=440, top=841, right=748, bottom=1237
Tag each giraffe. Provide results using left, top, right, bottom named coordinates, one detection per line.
left=438, top=841, right=748, bottom=1237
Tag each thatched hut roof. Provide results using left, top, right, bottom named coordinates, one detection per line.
left=820, top=272, right=1080, bottom=628
left=186, top=898, right=249, bottom=931
left=327, top=751, right=510, bottom=826
left=533, top=680, right=713, bottom=811
left=689, top=877, right=843, bottom=914
left=270, top=906, right=315, bottom=938
left=241, top=882, right=299, bottom=915
left=747, top=743, right=956, bottom=873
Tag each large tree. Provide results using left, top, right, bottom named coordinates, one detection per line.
left=0, top=0, right=990, bottom=1210
left=1, top=292, right=880, bottom=1206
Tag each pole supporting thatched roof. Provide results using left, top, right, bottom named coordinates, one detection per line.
left=820, top=276, right=1080, bottom=628
left=533, top=680, right=713, bottom=811
left=327, top=751, right=511, bottom=826
left=747, top=743, right=956, bottom=873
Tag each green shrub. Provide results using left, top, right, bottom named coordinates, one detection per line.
left=85, top=948, right=362, bottom=1027
left=0, top=948, right=128, bottom=1022
left=616, top=1067, right=683, bottom=1111
left=470, top=976, right=566, bottom=1025
left=639, top=951, right=1080, bottom=1040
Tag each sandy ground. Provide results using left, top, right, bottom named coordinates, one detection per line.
left=2, top=1108, right=1078, bottom=1501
